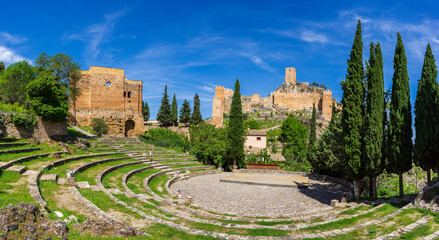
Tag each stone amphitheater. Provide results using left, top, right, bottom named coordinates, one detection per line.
left=1, top=133, right=439, bottom=239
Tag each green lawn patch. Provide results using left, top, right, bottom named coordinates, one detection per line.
left=102, top=163, right=149, bottom=190
left=127, top=169, right=161, bottom=194
left=75, top=159, right=137, bottom=185
left=0, top=171, right=35, bottom=208
left=149, top=174, right=172, bottom=197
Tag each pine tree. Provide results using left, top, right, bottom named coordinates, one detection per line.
left=171, top=94, right=178, bottom=126
left=227, top=78, right=244, bottom=170
left=142, top=101, right=150, bottom=122
left=0, top=61, right=5, bottom=74
left=179, top=99, right=191, bottom=126
left=362, top=42, right=384, bottom=198
left=157, top=85, right=171, bottom=126
left=191, top=93, right=202, bottom=125
left=414, top=43, right=439, bottom=186
left=341, top=20, right=364, bottom=201
left=388, top=33, right=413, bottom=196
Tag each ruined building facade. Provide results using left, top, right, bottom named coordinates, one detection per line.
left=212, top=67, right=337, bottom=127
left=69, top=66, right=145, bottom=137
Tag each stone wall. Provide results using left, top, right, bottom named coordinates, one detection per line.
left=211, top=67, right=337, bottom=127
left=70, top=66, right=145, bottom=137
left=0, top=112, right=67, bottom=142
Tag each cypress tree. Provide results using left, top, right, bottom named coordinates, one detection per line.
left=388, top=33, right=413, bottom=197
left=171, top=93, right=178, bottom=126
left=157, top=85, right=171, bottom=126
left=179, top=99, right=191, bottom=126
left=227, top=78, right=244, bottom=170
left=362, top=42, right=384, bottom=198
left=341, top=20, right=364, bottom=201
left=309, top=103, right=317, bottom=145
left=191, top=93, right=202, bottom=125
left=414, top=43, right=439, bottom=186
left=142, top=101, right=150, bottom=122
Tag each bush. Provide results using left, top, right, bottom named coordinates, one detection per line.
left=245, top=149, right=272, bottom=164
left=91, top=118, right=109, bottom=137
left=10, top=113, right=36, bottom=130
left=189, top=122, right=227, bottom=166
left=140, top=128, right=188, bottom=152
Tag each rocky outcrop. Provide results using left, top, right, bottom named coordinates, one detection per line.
left=414, top=181, right=439, bottom=212
left=0, top=203, right=67, bottom=240
left=72, top=218, right=146, bottom=237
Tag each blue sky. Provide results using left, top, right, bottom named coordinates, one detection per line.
left=1, top=1, right=439, bottom=119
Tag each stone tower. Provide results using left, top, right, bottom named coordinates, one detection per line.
left=285, top=67, right=296, bottom=84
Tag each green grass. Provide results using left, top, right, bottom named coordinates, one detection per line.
left=170, top=163, right=204, bottom=169
left=0, top=171, right=35, bottom=208
left=148, top=174, right=172, bottom=197
left=299, top=203, right=403, bottom=233
left=79, top=189, right=143, bottom=219
left=182, top=220, right=290, bottom=236
left=127, top=169, right=161, bottom=194
left=67, top=126, right=87, bottom=138
left=78, top=126, right=95, bottom=134
left=102, top=163, right=149, bottom=190
left=255, top=219, right=306, bottom=226
left=75, top=159, right=137, bottom=185
left=339, top=205, right=373, bottom=215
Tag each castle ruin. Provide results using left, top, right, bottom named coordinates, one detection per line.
left=212, top=67, right=337, bottom=127
left=69, top=66, right=145, bottom=137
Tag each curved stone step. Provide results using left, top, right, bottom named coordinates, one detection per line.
left=0, top=147, right=41, bottom=155
left=374, top=215, right=430, bottom=240
left=0, top=142, right=29, bottom=149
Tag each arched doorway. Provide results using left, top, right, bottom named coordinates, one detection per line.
left=125, top=120, right=135, bottom=137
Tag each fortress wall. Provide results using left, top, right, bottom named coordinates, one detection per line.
left=322, top=90, right=335, bottom=119
left=272, top=92, right=322, bottom=110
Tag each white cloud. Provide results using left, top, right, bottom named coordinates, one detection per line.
left=240, top=52, right=274, bottom=72
left=199, top=85, right=215, bottom=93
left=299, top=30, right=328, bottom=43
left=0, top=32, right=26, bottom=45
left=0, top=46, right=32, bottom=65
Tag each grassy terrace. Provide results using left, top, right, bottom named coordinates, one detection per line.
left=170, top=163, right=204, bottom=169
left=0, top=170, right=35, bottom=208
left=102, top=163, right=150, bottom=190
left=148, top=174, right=172, bottom=198
left=75, top=159, right=139, bottom=185
left=127, top=169, right=161, bottom=195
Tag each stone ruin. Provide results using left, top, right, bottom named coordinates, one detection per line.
left=69, top=66, right=145, bottom=137
left=212, top=67, right=337, bottom=127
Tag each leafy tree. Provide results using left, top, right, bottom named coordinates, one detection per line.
left=171, top=93, right=178, bottom=126
left=0, top=61, right=5, bottom=73
left=311, top=105, right=345, bottom=177
left=91, top=118, right=109, bottom=137
left=190, top=122, right=227, bottom=166
left=388, top=33, right=413, bottom=196
left=0, top=61, right=35, bottom=105
left=157, top=85, right=171, bottom=126
left=309, top=103, right=317, bottom=145
left=279, top=115, right=309, bottom=162
left=26, top=71, right=68, bottom=122
left=226, top=79, right=244, bottom=170
left=414, top=43, right=439, bottom=186
left=191, top=93, right=202, bottom=125
left=341, top=20, right=364, bottom=201
left=142, top=101, right=150, bottom=122
left=362, top=42, right=385, bottom=198
left=179, top=99, right=191, bottom=126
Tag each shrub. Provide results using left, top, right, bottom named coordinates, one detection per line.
left=10, top=113, right=36, bottom=130
left=140, top=128, right=188, bottom=152
left=91, top=118, right=109, bottom=137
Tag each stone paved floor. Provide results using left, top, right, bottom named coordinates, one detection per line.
left=170, top=173, right=346, bottom=217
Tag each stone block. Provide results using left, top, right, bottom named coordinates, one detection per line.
left=330, top=199, right=339, bottom=207
left=57, top=178, right=66, bottom=185
left=76, top=181, right=91, bottom=189
left=107, top=188, right=123, bottom=195
left=66, top=177, right=76, bottom=185
left=6, top=165, right=27, bottom=174
left=90, top=185, right=101, bottom=191
left=40, top=174, right=58, bottom=182
left=186, top=196, right=193, bottom=204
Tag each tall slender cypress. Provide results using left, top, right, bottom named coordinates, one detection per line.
left=341, top=20, right=364, bottom=201
left=157, top=85, right=171, bottom=126
left=171, top=93, right=178, bottom=126
left=179, top=99, right=191, bottom=126
left=191, top=93, right=202, bottom=125
left=227, top=78, right=244, bottom=170
left=309, top=103, right=317, bottom=146
left=388, top=33, right=413, bottom=196
left=363, top=42, right=384, bottom=198
left=142, top=101, right=150, bottom=122
left=414, top=43, right=439, bottom=185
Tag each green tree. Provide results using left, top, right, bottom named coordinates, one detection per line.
left=414, top=43, right=439, bottom=186
left=179, top=99, right=191, bottom=126
left=157, top=85, right=171, bottom=126
left=362, top=42, right=385, bottom=198
left=0, top=61, right=35, bottom=105
left=279, top=115, right=309, bottom=162
left=226, top=79, right=244, bottom=170
left=0, top=61, right=5, bottom=74
left=191, top=93, right=202, bottom=125
left=388, top=33, right=413, bottom=197
left=309, top=103, right=317, bottom=145
left=190, top=122, right=227, bottom=166
left=341, top=20, right=364, bottom=201
left=142, top=101, right=150, bottom=122
left=91, top=118, right=109, bottom=137
left=311, top=105, right=345, bottom=177
left=171, top=93, right=178, bottom=126
left=26, top=71, right=68, bottom=122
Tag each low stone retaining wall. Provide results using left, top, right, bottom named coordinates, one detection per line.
left=0, top=147, right=41, bottom=155
left=0, top=142, right=29, bottom=148
left=72, top=157, right=132, bottom=175
left=0, top=151, right=66, bottom=171
left=246, top=163, right=280, bottom=170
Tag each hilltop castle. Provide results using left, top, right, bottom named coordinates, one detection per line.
left=212, top=67, right=337, bottom=127
left=69, top=66, right=145, bottom=137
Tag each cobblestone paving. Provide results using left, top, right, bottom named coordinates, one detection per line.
left=170, top=172, right=346, bottom=217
